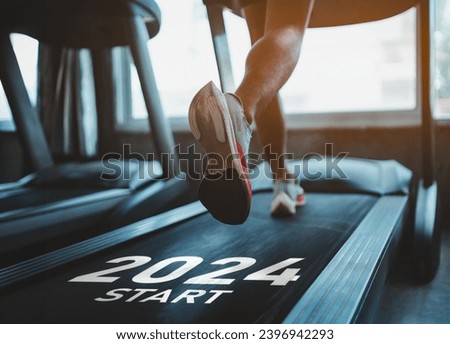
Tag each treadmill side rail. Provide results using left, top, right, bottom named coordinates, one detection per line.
left=0, top=201, right=207, bottom=289
left=283, top=195, right=409, bottom=324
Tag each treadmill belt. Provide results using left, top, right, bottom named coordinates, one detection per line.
left=0, top=192, right=377, bottom=323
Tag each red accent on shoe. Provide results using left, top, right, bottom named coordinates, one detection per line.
left=236, top=142, right=252, bottom=197
left=296, top=194, right=305, bottom=205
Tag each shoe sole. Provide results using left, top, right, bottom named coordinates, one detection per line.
left=189, top=83, right=251, bottom=224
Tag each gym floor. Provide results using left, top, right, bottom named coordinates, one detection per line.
left=376, top=229, right=450, bottom=323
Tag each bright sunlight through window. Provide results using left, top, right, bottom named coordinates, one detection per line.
left=131, top=0, right=418, bottom=119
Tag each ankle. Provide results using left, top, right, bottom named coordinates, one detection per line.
left=273, top=169, right=296, bottom=183
left=233, top=92, right=254, bottom=125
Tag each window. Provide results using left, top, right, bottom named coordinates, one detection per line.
left=281, top=9, right=416, bottom=114
left=0, top=34, right=39, bottom=130
left=124, top=0, right=417, bottom=125
left=434, top=0, right=450, bottom=119
left=129, top=0, right=220, bottom=120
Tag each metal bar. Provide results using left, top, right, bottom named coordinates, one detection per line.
left=91, top=48, right=117, bottom=155
left=206, top=4, right=235, bottom=93
left=418, top=0, right=434, bottom=186
left=126, top=15, right=179, bottom=178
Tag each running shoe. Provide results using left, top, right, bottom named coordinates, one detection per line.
left=189, top=81, right=252, bottom=224
left=271, top=179, right=305, bottom=217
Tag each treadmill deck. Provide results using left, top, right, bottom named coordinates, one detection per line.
left=0, top=192, right=378, bottom=323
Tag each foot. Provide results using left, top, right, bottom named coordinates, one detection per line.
left=189, top=81, right=252, bottom=224
left=271, top=179, right=305, bottom=217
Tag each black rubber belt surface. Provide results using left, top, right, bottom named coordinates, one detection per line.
left=0, top=192, right=377, bottom=323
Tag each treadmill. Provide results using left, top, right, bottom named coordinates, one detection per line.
left=0, top=158, right=419, bottom=323
left=0, top=0, right=197, bottom=265
left=0, top=0, right=440, bottom=323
